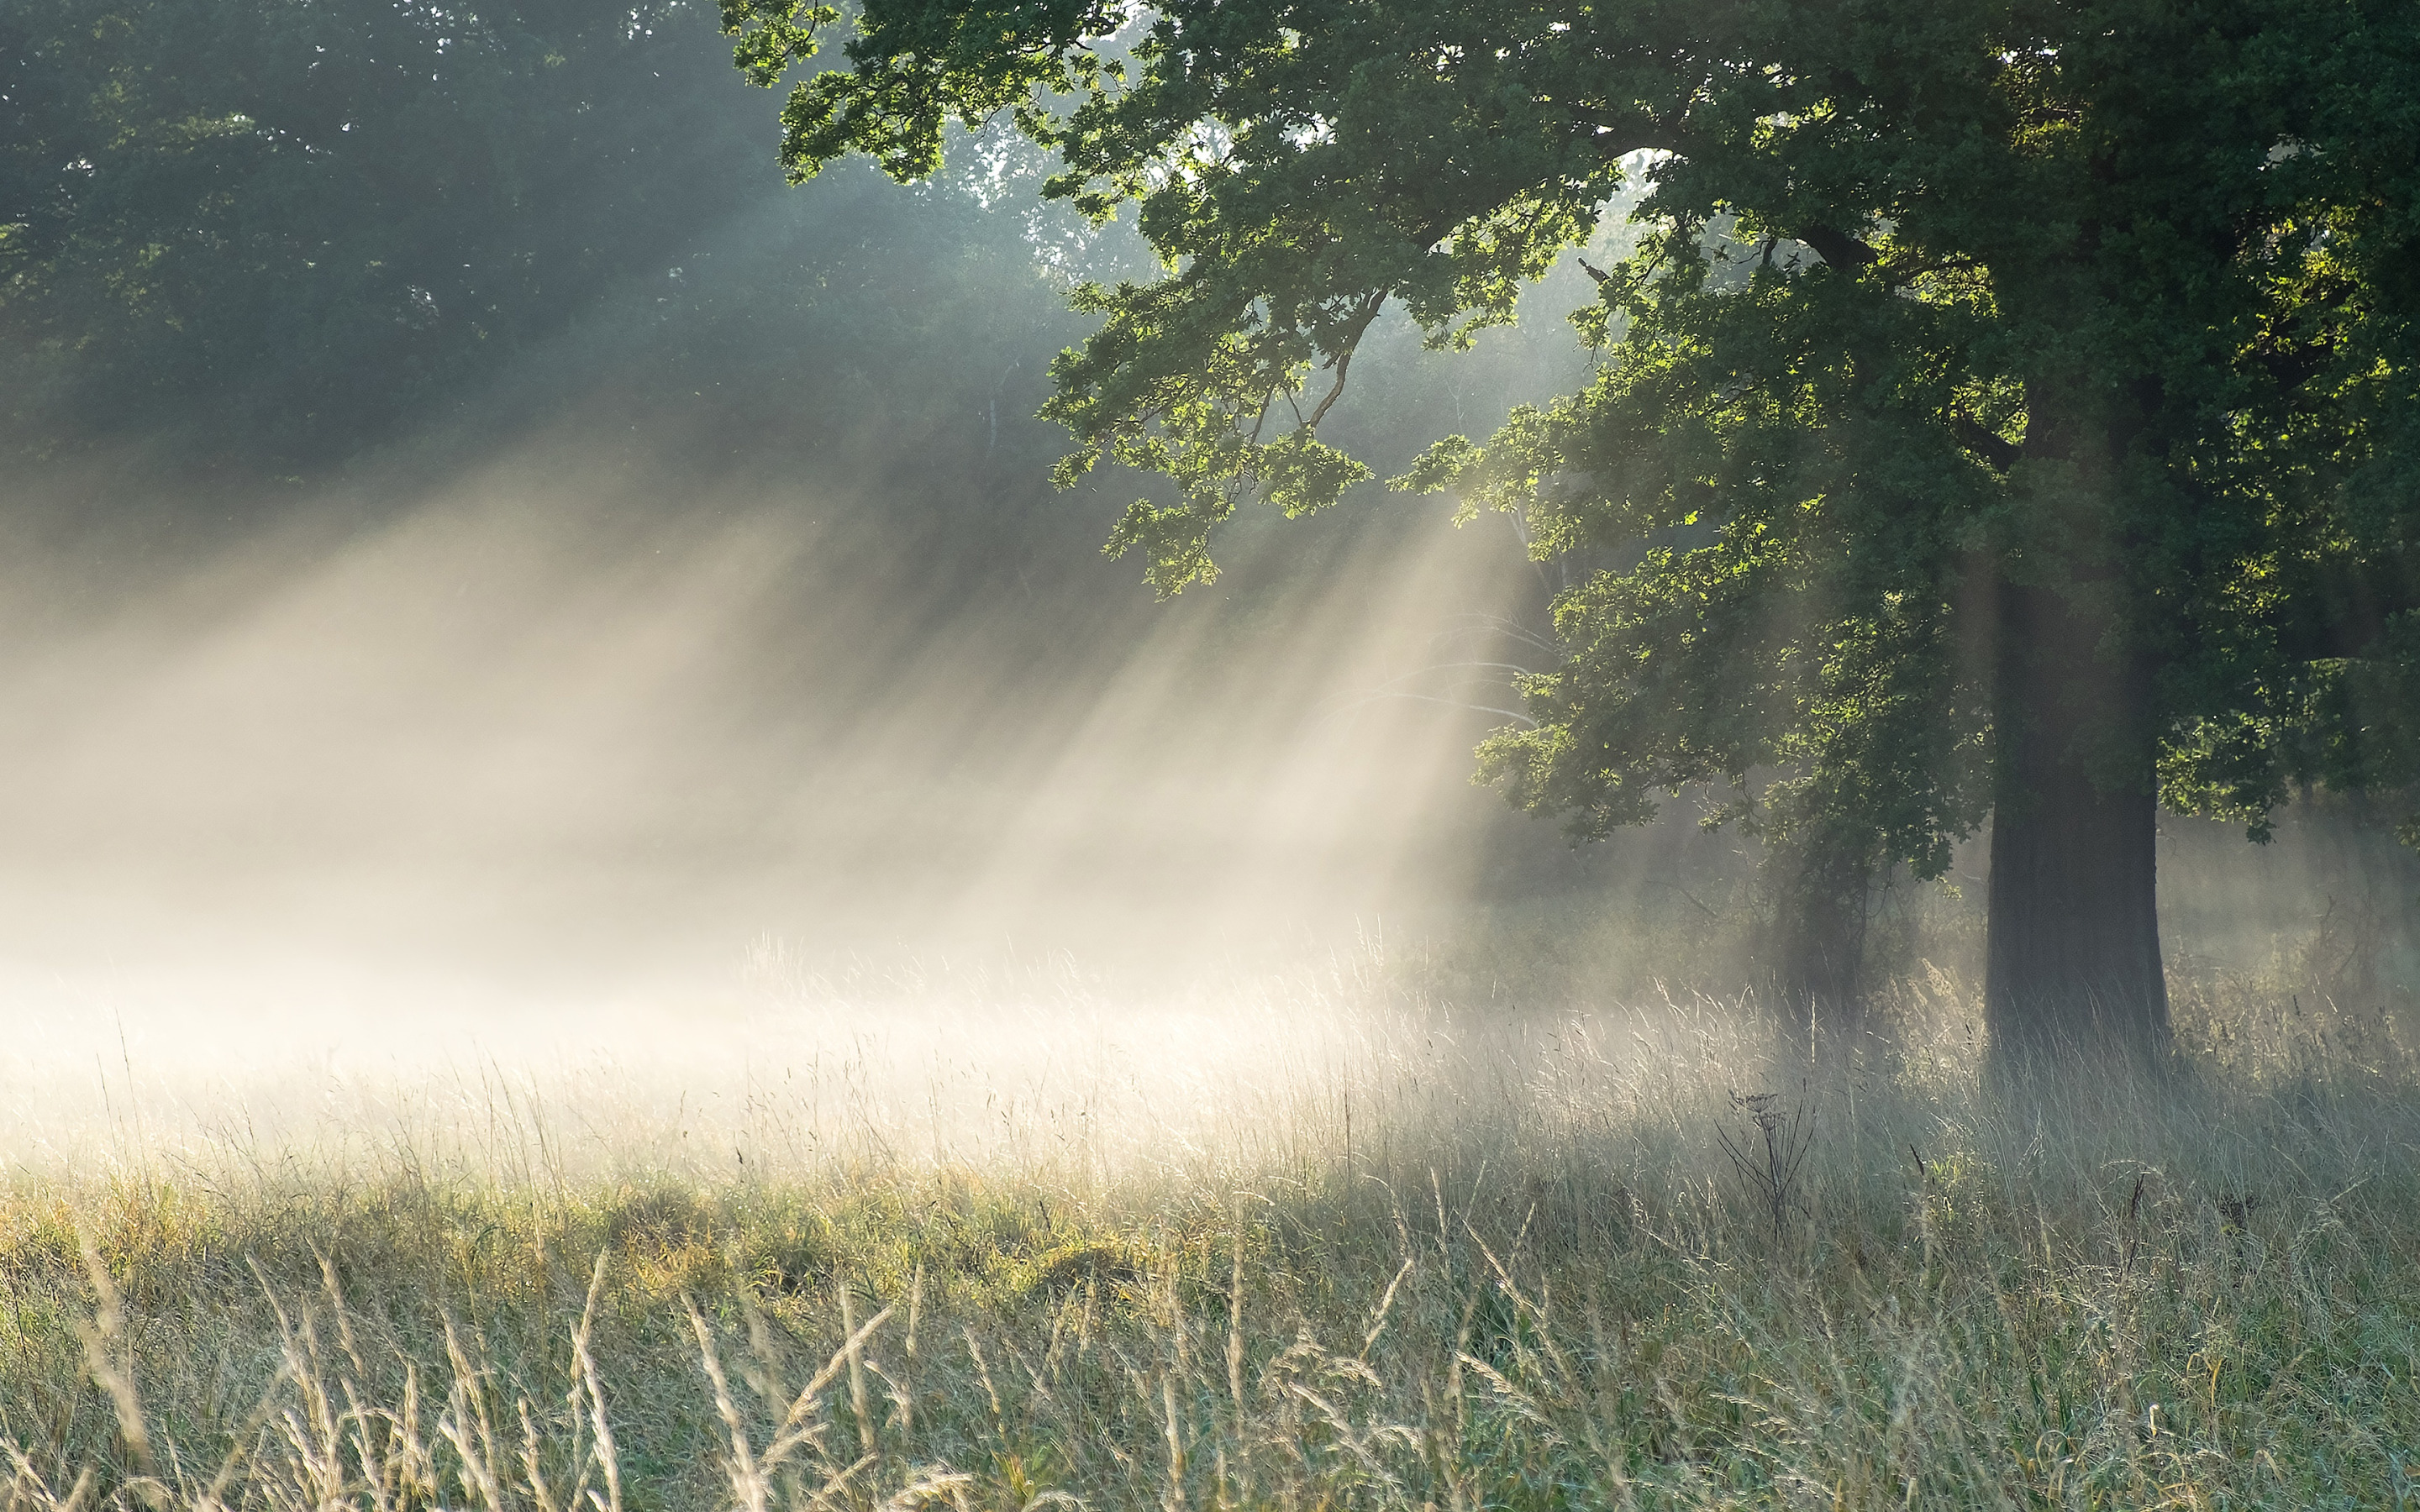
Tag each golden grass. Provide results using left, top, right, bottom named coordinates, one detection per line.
left=3, top=954, right=2417, bottom=1510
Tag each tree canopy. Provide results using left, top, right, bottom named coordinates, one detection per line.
left=726, top=0, right=2420, bottom=1054
left=2, top=0, right=778, bottom=468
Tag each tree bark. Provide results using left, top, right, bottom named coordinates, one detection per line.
left=1984, top=575, right=2170, bottom=1063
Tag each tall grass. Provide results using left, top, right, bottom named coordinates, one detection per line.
left=4, top=948, right=2416, bottom=1509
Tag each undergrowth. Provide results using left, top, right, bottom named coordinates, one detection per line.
left=3, top=979, right=2417, bottom=1510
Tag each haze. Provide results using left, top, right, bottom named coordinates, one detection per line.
left=3, top=3, right=2412, bottom=1174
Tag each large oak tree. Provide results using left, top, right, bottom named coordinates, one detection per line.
left=725, top=0, right=2420, bottom=1058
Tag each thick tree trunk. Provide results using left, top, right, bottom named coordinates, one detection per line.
left=1984, top=576, right=2170, bottom=1062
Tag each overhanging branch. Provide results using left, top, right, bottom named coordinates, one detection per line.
left=1951, top=409, right=2020, bottom=472
left=1302, top=290, right=1387, bottom=428
left=1797, top=224, right=1881, bottom=270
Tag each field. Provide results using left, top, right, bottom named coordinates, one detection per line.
left=4, top=946, right=2417, bottom=1512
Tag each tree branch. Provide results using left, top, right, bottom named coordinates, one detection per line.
left=1302, top=290, right=1386, bottom=428
left=1797, top=224, right=1880, bottom=270
left=1951, top=409, right=2020, bottom=472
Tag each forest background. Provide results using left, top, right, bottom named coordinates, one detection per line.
left=6, top=0, right=2416, bottom=1018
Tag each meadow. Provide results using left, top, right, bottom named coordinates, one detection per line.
left=4, top=943, right=2416, bottom=1512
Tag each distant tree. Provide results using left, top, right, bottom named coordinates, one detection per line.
left=724, top=0, right=2420, bottom=1059
left=0, top=0, right=766, bottom=469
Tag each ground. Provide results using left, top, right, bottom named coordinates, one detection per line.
left=3, top=959, right=2416, bottom=1510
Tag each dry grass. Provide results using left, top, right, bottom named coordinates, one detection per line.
left=3, top=951, right=2417, bottom=1510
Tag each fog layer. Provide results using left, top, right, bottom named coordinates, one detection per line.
left=3, top=0, right=2413, bottom=1149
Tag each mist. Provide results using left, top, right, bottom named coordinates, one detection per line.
left=0, top=101, right=1635, bottom=1147
left=3, top=0, right=2413, bottom=1152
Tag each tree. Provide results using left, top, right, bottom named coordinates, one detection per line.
left=2, top=0, right=771, bottom=470
left=723, top=0, right=2420, bottom=1059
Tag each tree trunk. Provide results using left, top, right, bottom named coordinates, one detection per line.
left=1984, top=575, right=2170, bottom=1063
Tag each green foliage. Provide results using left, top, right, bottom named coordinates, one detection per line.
left=728, top=0, right=2420, bottom=879
left=0, top=0, right=773, bottom=468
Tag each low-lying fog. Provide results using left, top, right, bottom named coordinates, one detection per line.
left=4, top=10, right=2412, bottom=1176
left=5, top=421, right=2412, bottom=1179
left=0, top=398, right=1603, bottom=1168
